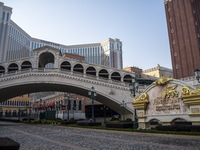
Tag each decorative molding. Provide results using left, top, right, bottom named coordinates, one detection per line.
left=132, top=93, right=149, bottom=110
left=181, top=86, right=200, bottom=105
left=152, top=77, right=173, bottom=85
left=181, top=86, right=200, bottom=96
left=164, top=0, right=172, bottom=4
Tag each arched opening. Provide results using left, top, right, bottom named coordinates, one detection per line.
left=0, top=65, right=5, bottom=74
left=60, top=61, right=71, bottom=71
left=0, top=108, right=3, bottom=117
left=21, top=61, right=32, bottom=70
left=171, top=118, right=192, bottom=125
left=78, top=100, right=82, bottom=110
left=12, top=110, right=17, bottom=117
left=73, top=100, right=77, bottom=110
left=8, top=63, right=19, bottom=72
left=111, top=72, right=121, bottom=81
left=123, top=74, right=132, bottom=83
left=38, top=52, right=55, bottom=68
left=5, top=110, right=9, bottom=117
left=99, top=69, right=109, bottom=79
left=86, top=66, right=96, bottom=76
left=73, top=64, right=84, bottom=74
left=149, top=119, right=161, bottom=128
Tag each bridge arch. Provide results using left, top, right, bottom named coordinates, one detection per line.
left=21, top=61, right=32, bottom=70
left=38, top=51, right=55, bottom=68
left=0, top=65, right=5, bottom=74
left=8, top=63, right=19, bottom=72
left=60, top=61, right=71, bottom=71
left=0, top=71, right=134, bottom=116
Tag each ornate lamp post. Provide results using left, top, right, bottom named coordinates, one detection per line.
left=18, top=107, right=21, bottom=121
left=194, top=69, right=200, bottom=83
left=56, top=101, right=59, bottom=119
left=39, top=99, right=42, bottom=121
left=88, top=86, right=97, bottom=122
left=64, top=93, right=71, bottom=121
left=129, top=77, right=139, bottom=129
left=120, top=100, right=126, bottom=121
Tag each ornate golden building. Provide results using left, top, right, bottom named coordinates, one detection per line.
left=0, top=94, right=31, bottom=119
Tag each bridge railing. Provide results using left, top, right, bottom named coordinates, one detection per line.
left=0, top=68, right=129, bottom=86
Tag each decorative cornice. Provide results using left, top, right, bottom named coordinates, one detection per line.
left=133, top=93, right=149, bottom=110
left=164, top=0, right=172, bottom=4
left=152, top=77, right=173, bottom=85
left=134, top=93, right=149, bottom=103
left=181, top=86, right=200, bottom=96
left=181, top=86, right=200, bottom=105
left=189, top=114, right=200, bottom=117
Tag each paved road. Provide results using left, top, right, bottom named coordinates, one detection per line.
left=0, top=121, right=200, bottom=150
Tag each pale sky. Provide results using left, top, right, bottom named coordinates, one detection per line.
left=1, top=0, right=172, bottom=70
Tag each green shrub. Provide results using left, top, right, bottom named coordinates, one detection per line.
left=126, top=118, right=132, bottom=122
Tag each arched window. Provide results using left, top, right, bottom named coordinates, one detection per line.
left=38, top=52, right=54, bottom=68
left=12, top=110, right=17, bottom=117
left=99, top=69, right=109, bottom=79
left=21, top=61, right=32, bottom=70
left=111, top=72, right=121, bottom=81
left=78, top=100, right=82, bottom=110
left=60, top=61, right=71, bottom=71
left=73, top=64, right=84, bottom=74
left=73, top=100, right=77, bottom=110
left=0, top=66, right=5, bottom=74
left=67, top=100, right=71, bottom=110
left=86, top=66, right=96, bottom=76
left=123, top=75, right=132, bottom=83
left=8, top=63, right=19, bottom=72
left=149, top=119, right=161, bottom=126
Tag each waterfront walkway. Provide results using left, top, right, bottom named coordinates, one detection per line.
left=0, top=121, right=200, bottom=150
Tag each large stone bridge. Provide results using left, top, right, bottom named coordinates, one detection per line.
left=0, top=46, right=136, bottom=118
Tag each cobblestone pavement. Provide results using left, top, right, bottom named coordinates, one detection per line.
left=0, top=121, right=200, bottom=150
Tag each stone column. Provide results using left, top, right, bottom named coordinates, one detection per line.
left=181, top=86, right=200, bottom=125
left=132, top=93, right=149, bottom=129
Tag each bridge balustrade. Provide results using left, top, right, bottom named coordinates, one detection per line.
left=0, top=68, right=129, bottom=86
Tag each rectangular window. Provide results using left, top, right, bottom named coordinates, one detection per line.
left=2, top=12, right=5, bottom=21
left=6, top=13, right=9, bottom=21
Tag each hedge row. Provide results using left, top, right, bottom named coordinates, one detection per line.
left=105, top=122, right=133, bottom=128
left=77, top=122, right=102, bottom=126
left=156, top=125, right=200, bottom=132
left=60, top=121, right=77, bottom=125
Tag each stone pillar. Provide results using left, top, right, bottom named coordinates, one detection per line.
left=181, top=86, right=200, bottom=125
left=54, top=52, right=60, bottom=68
left=132, top=93, right=149, bottom=129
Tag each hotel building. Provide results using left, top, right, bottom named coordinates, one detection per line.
left=0, top=2, right=123, bottom=69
